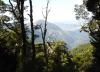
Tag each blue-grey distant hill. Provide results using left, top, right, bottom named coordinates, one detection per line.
left=34, top=20, right=90, bottom=49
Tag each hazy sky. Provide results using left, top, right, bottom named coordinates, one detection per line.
left=4, top=0, right=82, bottom=23
left=32, top=0, right=83, bottom=23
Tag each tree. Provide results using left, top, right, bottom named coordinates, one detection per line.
left=84, top=0, right=100, bottom=72
left=75, top=0, right=100, bottom=71
left=71, top=44, right=93, bottom=72
left=0, top=0, right=33, bottom=71
left=29, top=0, right=36, bottom=61
left=0, top=0, right=17, bottom=72
left=8, top=0, right=29, bottom=72
left=51, top=41, right=74, bottom=72
left=40, top=0, right=50, bottom=71
left=0, top=45, right=17, bottom=72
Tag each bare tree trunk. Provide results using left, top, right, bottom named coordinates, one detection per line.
left=29, top=0, right=35, bottom=62
left=41, top=0, right=50, bottom=71
left=29, top=0, right=36, bottom=71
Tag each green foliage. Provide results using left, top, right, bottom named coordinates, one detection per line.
left=75, top=0, right=100, bottom=71
left=34, top=41, right=75, bottom=72
left=0, top=0, right=5, bottom=5
left=0, top=0, right=95, bottom=72
left=70, top=43, right=93, bottom=72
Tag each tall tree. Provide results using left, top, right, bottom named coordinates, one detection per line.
left=28, top=0, right=36, bottom=71
left=41, top=0, right=50, bottom=71
left=29, top=0, right=35, bottom=60
left=0, top=0, right=18, bottom=72
left=7, top=0, right=30, bottom=72
left=84, top=0, right=100, bottom=72
left=75, top=0, right=100, bottom=72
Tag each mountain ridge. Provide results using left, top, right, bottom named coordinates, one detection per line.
left=34, top=20, right=90, bottom=49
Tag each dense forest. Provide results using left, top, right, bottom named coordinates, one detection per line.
left=0, top=0, right=100, bottom=72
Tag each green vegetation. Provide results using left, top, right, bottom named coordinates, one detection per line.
left=34, top=41, right=75, bottom=72
left=70, top=43, right=93, bottom=72
left=75, top=0, right=100, bottom=71
left=0, top=0, right=98, bottom=72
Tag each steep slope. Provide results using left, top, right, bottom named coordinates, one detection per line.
left=34, top=20, right=73, bottom=48
left=34, top=20, right=90, bottom=49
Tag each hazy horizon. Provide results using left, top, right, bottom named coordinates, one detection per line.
left=4, top=0, right=83, bottom=31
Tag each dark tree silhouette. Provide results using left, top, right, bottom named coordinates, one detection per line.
left=0, top=45, right=17, bottom=72
left=84, top=0, right=100, bottom=72
left=8, top=0, right=30, bottom=72
left=29, top=0, right=36, bottom=61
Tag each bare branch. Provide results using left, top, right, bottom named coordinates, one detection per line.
left=42, top=9, right=46, bottom=18
left=9, top=0, right=18, bottom=20
left=16, top=0, right=21, bottom=12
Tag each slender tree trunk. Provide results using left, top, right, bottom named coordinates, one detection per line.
left=29, top=0, right=36, bottom=71
left=29, top=0, right=35, bottom=62
left=43, top=15, right=48, bottom=71
left=19, top=1, right=29, bottom=72
left=42, top=0, right=50, bottom=71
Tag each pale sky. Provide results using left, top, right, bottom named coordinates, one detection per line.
left=4, top=0, right=83, bottom=23
left=32, top=0, right=83, bottom=23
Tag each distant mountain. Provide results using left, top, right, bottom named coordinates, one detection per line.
left=34, top=20, right=68, bottom=43
left=65, top=30, right=90, bottom=48
left=34, top=20, right=90, bottom=49
left=54, top=22, right=81, bottom=31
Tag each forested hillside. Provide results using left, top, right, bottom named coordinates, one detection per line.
left=70, top=44, right=93, bottom=72
left=0, top=0, right=99, bottom=72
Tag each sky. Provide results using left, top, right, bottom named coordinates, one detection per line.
left=32, top=0, right=83, bottom=23
left=4, top=0, right=82, bottom=23
left=4, top=0, right=83, bottom=31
